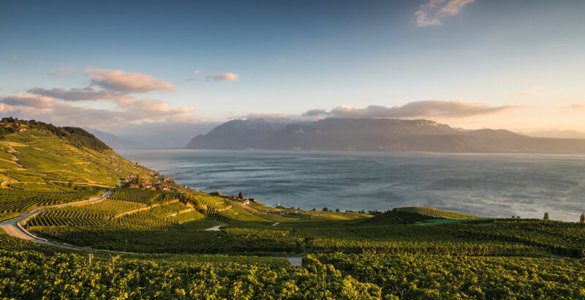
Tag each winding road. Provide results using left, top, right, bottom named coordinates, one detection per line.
left=0, top=191, right=303, bottom=266
left=0, top=190, right=112, bottom=248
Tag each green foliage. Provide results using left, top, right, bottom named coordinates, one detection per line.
left=0, top=250, right=385, bottom=299
left=0, top=118, right=110, bottom=152
left=394, top=206, right=476, bottom=219
left=456, top=219, right=585, bottom=258
left=0, top=188, right=102, bottom=218
left=0, top=247, right=583, bottom=299
left=312, top=252, right=585, bottom=299
left=0, top=121, right=154, bottom=188
left=110, top=188, right=187, bottom=205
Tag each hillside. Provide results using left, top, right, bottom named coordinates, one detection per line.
left=1, top=118, right=584, bottom=299
left=186, top=118, right=585, bottom=153
left=0, top=118, right=152, bottom=188
left=85, top=128, right=144, bottom=150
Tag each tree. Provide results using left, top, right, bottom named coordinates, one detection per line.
left=238, top=192, right=244, bottom=200
left=322, top=207, right=329, bottom=212
left=543, top=212, right=549, bottom=220
left=580, top=212, right=585, bottom=223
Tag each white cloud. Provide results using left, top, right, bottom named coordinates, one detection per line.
left=87, top=68, right=174, bottom=93
left=415, top=0, right=474, bottom=27
left=0, top=93, right=55, bottom=109
left=2, top=67, right=196, bottom=129
left=206, top=72, right=239, bottom=81
left=28, top=87, right=119, bottom=101
left=302, top=101, right=514, bottom=119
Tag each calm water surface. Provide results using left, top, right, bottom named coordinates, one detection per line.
left=120, top=150, right=585, bottom=222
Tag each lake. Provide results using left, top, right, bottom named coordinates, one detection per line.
left=120, top=150, right=585, bottom=222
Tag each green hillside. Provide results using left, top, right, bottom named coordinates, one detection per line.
left=1, top=118, right=584, bottom=299
left=0, top=118, right=153, bottom=188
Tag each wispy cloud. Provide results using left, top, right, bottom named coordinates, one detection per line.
left=0, top=93, right=55, bottom=109
left=516, top=87, right=542, bottom=98
left=302, top=101, right=514, bottom=119
left=87, top=68, right=174, bottom=93
left=28, top=87, right=119, bottom=101
left=206, top=72, right=239, bottom=81
left=415, top=0, right=474, bottom=27
left=1, top=67, right=196, bottom=129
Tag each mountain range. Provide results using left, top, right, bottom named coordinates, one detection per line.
left=185, top=118, right=585, bottom=154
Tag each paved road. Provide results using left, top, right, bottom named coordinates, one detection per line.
left=0, top=191, right=303, bottom=265
left=0, top=190, right=112, bottom=245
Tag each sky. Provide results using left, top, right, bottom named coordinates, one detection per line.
left=1, top=0, right=585, bottom=139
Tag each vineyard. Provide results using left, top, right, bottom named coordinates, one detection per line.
left=1, top=247, right=583, bottom=299
left=3, top=189, right=585, bottom=298
left=0, top=188, right=103, bottom=221
left=109, top=189, right=184, bottom=205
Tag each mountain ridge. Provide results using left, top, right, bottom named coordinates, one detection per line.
left=186, top=118, right=585, bottom=154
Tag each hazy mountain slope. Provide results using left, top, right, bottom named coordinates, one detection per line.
left=186, top=118, right=585, bottom=153
left=86, top=128, right=143, bottom=150
left=0, top=118, right=153, bottom=188
left=186, top=118, right=291, bottom=149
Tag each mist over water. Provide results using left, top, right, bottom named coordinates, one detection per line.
left=120, top=150, right=585, bottom=222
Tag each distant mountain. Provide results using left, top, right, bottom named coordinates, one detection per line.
left=118, top=122, right=218, bottom=149
left=185, top=118, right=585, bottom=154
left=86, top=128, right=143, bottom=150
left=185, top=118, right=293, bottom=149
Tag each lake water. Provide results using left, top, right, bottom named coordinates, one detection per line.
left=120, top=150, right=585, bottom=222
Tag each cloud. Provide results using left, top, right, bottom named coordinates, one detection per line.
left=206, top=72, right=239, bottom=81
left=0, top=93, right=55, bottom=109
left=87, top=68, right=174, bottom=93
left=302, top=101, right=514, bottom=119
left=302, top=109, right=328, bottom=117
left=516, top=87, right=541, bottom=98
left=2, top=67, right=197, bottom=129
left=415, top=0, right=474, bottom=27
left=570, top=104, right=585, bottom=110
left=28, top=87, right=119, bottom=101
left=0, top=95, right=196, bottom=128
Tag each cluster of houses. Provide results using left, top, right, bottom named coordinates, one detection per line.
left=209, top=191, right=256, bottom=205
left=123, top=173, right=175, bottom=191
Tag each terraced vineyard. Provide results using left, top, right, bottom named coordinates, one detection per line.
left=0, top=118, right=154, bottom=189
left=0, top=188, right=103, bottom=221
left=25, top=199, right=145, bottom=227
left=109, top=189, right=165, bottom=204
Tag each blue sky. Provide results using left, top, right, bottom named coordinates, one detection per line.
left=1, top=0, right=585, bottom=134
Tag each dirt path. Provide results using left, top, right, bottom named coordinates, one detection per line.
left=205, top=224, right=225, bottom=231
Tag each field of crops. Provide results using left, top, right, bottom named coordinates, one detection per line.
left=312, top=252, right=585, bottom=299
left=0, top=188, right=103, bottom=221
left=1, top=247, right=583, bottom=299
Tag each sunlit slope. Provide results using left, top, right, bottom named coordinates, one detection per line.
left=0, top=118, right=152, bottom=188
